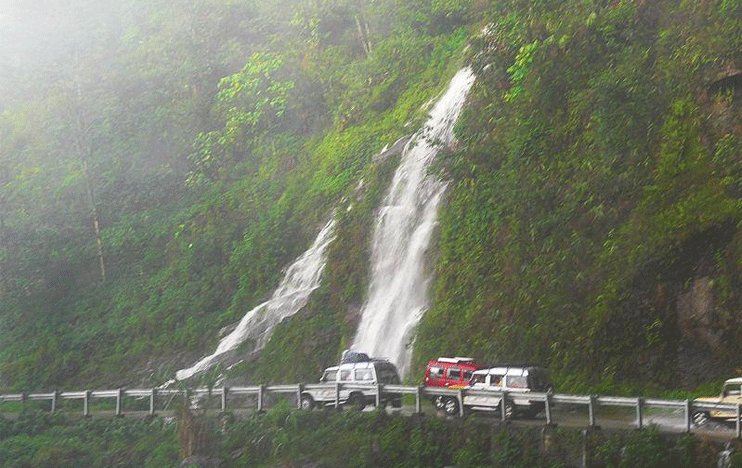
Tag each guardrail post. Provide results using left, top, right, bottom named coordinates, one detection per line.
left=684, top=400, right=692, bottom=433
left=116, top=388, right=123, bottom=417
left=149, top=388, right=156, bottom=416
left=545, top=393, right=553, bottom=425
left=636, top=397, right=644, bottom=429
left=415, top=386, right=423, bottom=415
left=589, top=395, right=598, bottom=427
left=737, top=403, right=741, bottom=439
left=375, top=384, right=382, bottom=408
left=296, top=384, right=303, bottom=410
left=51, top=391, right=58, bottom=412
left=220, top=387, right=228, bottom=412
left=334, top=382, right=340, bottom=410
left=458, top=389, right=465, bottom=418
left=83, top=390, right=90, bottom=417
left=501, top=391, right=509, bottom=422
left=257, top=385, right=265, bottom=412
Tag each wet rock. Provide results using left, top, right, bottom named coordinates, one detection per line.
left=677, top=277, right=723, bottom=353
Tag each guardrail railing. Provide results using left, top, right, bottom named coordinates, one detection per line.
left=2, top=384, right=741, bottom=438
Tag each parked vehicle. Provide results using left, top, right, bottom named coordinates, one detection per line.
left=461, top=365, right=553, bottom=418
left=424, top=356, right=486, bottom=415
left=692, top=377, right=742, bottom=426
left=300, top=358, right=403, bottom=410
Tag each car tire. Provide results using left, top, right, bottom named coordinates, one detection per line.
left=432, top=395, right=445, bottom=409
left=348, top=393, right=366, bottom=411
left=443, top=397, right=460, bottom=416
left=692, top=410, right=710, bottom=427
left=300, top=394, right=315, bottom=411
left=503, top=400, right=516, bottom=420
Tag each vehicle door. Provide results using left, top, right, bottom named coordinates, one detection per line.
left=338, top=368, right=353, bottom=401
left=466, top=374, right=503, bottom=409
left=318, top=369, right=339, bottom=403
left=354, top=367, right=375, bottom=398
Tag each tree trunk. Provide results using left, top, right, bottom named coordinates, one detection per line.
left=83, top=159, right=106, bottom=282
left=73, top=53, right=106, bottom=282
left=355, top=15, right=371, bottom=57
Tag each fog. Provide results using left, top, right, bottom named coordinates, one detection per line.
left=1, top=1, right=126, bottom=107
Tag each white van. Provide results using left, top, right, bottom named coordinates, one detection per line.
left=300, top=359, right=402, bottom=410
left=462, top=365, right=552, bottom=418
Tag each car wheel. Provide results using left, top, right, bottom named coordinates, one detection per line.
left=692, top=410, right=710, bottom=427
left=348, top=393, right=366, bottom=411
left=300, top=394, right=314, bottom=411
left=443, top=397, right=459, bottom=416
left=503, top=400, right=516, bottom=420
left=433, top=395, right=445, bottom=409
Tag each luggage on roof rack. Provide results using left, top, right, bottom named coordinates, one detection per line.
left=341, top=350, right=371, bottom=363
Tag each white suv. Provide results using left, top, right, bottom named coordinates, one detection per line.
left=300, top=359, right=403, bottom=410
left=462, top=365, right=552, bottom=418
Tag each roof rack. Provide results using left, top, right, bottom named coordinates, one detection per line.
left=436, top=357, right=476, bottom=364
left=486, top=362, right=545, bottom=370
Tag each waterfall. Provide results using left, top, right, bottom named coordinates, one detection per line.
left=352, top=68, right=475, bottom=376
left=176, top=217, right=337, bottom=381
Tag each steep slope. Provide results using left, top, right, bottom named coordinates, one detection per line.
left=2, top=0, right=742, bottom=396
left=414, top=0, right=742, bottom=393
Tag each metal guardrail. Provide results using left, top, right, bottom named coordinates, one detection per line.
left=3, top=385, right=742, bottom=438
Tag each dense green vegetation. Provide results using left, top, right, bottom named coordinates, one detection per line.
left=3, top=405, right=740, bottom=468
left=413, top=0, right=742, bottom=394
left=2, top=0, right=742, bottom=402
left=0, top=411, right=177, bottom=467
left=0, top=0, right=470, bottom=389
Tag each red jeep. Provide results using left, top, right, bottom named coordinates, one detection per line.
left=424, top=357, right=486, bottom=414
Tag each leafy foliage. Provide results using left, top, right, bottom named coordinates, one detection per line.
left=3, top=0, right=742, bottom=405
left=0, top=411, right=178, bottom=468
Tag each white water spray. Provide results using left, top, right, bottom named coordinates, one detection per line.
left=352, top=68, right=475, bottom=376
left=176, top=217, right=337, bottom=381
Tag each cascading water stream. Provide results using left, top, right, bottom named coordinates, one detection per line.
left=352, top=68, right=476, bottom=377
left=175, top=217, right=337, bottom=381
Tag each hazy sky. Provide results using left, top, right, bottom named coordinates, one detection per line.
left=0, top=1, right=106, bottom=104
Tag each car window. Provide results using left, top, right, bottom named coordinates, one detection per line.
left=322, top=370, right=337, bottom=382
left=447, top=368, right=461, bottom=380
left=339, top=369, right=352, bottom=381
left=355, top=368, right=373, bottom=381
left=463, top=370, right=473, bottom=381
left=489, top=375, right=503, bottom=387
left=506, top=375, right=528, bottom=389
left=471, top=374, right=486, bottom=384
left=724, top=385, right=741, bottom=396
left=429, top=366, right=442, bottom=379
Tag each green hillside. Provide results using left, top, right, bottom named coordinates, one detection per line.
left=1, top=0, right=742, bottom=396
